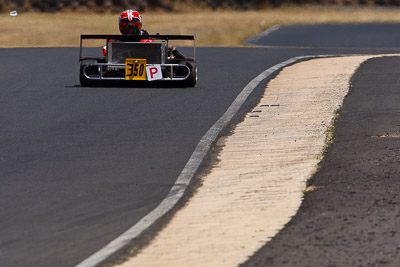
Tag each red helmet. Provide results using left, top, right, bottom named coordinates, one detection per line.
left=118, top=10, right=142, bottom=35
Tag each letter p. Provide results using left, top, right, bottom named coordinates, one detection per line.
left=146, top=65, right=163, bottom=81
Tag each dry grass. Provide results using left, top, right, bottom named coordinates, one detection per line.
left=2, top=6, right=400, bottom=47
left=302, top=185, right=323, bottom=193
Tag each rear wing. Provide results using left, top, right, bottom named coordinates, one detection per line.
left=80, top=34, right=195, bottom=41
left=79, top=34, right=196, bottom=61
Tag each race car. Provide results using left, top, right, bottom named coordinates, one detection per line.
left=79, top=34, right=197, bottom=87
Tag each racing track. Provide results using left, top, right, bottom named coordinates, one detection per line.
left=2, top=24, right=400, bottom=267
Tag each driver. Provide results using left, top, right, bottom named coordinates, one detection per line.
left=118, top=10, right=149, bottom=36
left=103, top=10, right=184, bottom=59
left=102, top=10, right=148, bottom=56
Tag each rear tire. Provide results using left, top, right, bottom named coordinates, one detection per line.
left=80, top=59, right=100, bottom=87
left=183, top=62, right=197, bottom=87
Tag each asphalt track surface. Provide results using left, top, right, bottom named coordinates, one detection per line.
left=250, top=23, right=400, bottom=48
left=0, top=47, right=324, bottom=267
left=1, top=24, right=400, bottom=267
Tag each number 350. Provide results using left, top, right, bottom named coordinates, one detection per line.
left=127, top=63, right=144, bottom=76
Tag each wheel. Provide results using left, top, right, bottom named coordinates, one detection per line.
left=183, top=62, right=197, bottom=87
left=79, top=59, right=100, bottom=87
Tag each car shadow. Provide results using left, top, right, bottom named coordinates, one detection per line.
left=67, top=80, right=194, bottom=89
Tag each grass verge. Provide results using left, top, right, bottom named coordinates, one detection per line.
left=2, top=5, right=400, bottom=47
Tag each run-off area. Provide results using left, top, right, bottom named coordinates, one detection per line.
left=116, top=55, right=392, bottom=267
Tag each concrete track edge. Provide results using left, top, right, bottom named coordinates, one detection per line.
left=75, top=54, right=364, bottom=267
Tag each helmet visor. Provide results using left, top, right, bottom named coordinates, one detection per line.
left=119, top=21, right=141, bottom=35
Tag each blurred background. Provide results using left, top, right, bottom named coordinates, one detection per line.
left=2, top=0, right=400, bottom=47
left=2, top=0, right=400, bottom=13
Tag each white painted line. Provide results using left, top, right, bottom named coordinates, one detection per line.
left=74, top=54, right=355, bottom=267
left=245, top=25, right=280, bottom=45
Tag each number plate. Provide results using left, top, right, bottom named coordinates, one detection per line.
left=125, top=59, right=147, bottom=80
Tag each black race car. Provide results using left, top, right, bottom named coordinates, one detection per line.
left=79, top=34, right=197, bottom=87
